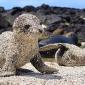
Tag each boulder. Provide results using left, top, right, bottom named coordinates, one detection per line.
left=0, top=7, right=5, bottom=12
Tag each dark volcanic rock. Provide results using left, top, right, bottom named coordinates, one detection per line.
left=0, top=14, right=10, bottom=33
left=0, top=4, right=84, bottom=41
left=23, top=6, right=36, bottom=12
left=9, top=7, right=22, bottom=15
left=0, top=7, right=5, bottom=12
left=45, top=14, right=62, bottom=25
left=0, top=14, right=10, bottom=28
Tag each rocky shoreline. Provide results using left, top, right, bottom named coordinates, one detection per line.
left=0, top=4, right=85, bottom=41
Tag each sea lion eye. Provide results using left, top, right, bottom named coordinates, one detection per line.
left=40, top=22, right=42, bottom=25
left=24, top=25, right=30, bottom=30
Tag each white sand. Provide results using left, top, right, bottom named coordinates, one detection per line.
left=0, top=62, right=85, bottom=85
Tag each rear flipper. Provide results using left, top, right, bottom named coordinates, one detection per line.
left=30, top=53, right=58, bottom=74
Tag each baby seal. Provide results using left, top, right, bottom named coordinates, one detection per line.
left=0, top=13, right=58, bottom=77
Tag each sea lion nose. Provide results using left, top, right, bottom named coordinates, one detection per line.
left=39, top=29, right=43, bottom=33
left=38, top=24, right=46, bottom=33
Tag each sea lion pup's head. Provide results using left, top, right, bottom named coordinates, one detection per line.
left=13, top=13, right=44, bottom=37
left=55, top=44, right=69, bottom=66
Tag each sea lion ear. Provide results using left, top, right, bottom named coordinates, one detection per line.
left=24, top=24, right=30, bottom=30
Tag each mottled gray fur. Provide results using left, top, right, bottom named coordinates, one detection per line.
left=55, top=43, right=85, bottom=66
left=0, top=13, right=58, bottom=77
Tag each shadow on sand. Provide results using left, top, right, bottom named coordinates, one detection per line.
left=16, top=68, right=62, bottom=80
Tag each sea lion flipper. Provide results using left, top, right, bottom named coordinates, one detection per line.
left=30, top=53, right=58, bottom=74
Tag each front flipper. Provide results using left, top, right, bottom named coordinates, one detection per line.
left=30, top=53, right=58, bottom=74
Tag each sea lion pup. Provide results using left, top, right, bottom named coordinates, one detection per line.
left=40, top=43, right=85, bottom=66
left=39, top=31, right=80, bottom=47
left=55, top=43, right=85, bottom=66
left=0, top=13, right=58, bottom=77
